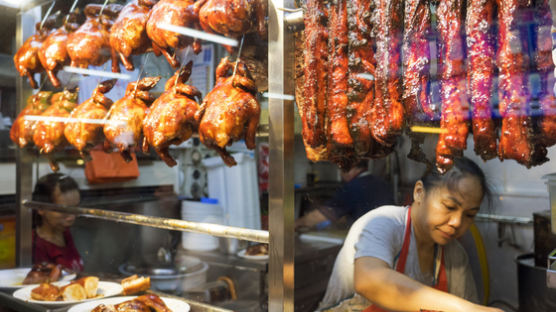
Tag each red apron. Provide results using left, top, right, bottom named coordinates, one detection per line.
left=363, top=206, right=447, bottom=312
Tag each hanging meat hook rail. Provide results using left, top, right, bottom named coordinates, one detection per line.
left=23, top=200, right=270, bottom=244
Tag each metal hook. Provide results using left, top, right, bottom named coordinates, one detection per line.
left=133, top=53, right=150, bottom=97
left=232, top=35, right=246, bottom=80
left=40, top=0, right=57, bottom=30
left=64, top=0, right=80, bottom=25
left=99, top=0, right=110, bottom=17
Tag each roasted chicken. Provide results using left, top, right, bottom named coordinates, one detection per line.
left=14, top=16, right=58, bottom=89
left=91, top=294, right=171, bottom=312
left=199, top=0, right=267, bottom=47
left=64, top=79, right=117, bottom=158
left=146, top=0, right=204, bottom=68
left=66, top=4, right=122, bottom=69
left=22, top=263, right=62, bottom=285
left=142, top=62, right=202, bottom=166
left=38, top=12, right=83, bottom=88
left=33, top=90, right=78, bottom=171
left=10, top=92, right=53, bottom=148
left=104, top=76, right=161, bottom=161
left=109, top=0, right=159, bottom=72
left=197, top=57, right=260, bottom=167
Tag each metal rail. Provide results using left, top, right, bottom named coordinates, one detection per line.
left=475, top=213, right=533, bottom=225
left=23, top=200, right=269, bottom=244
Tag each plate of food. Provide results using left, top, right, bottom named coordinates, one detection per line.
left=12, top=277, right=122, bottom=307
left=0, top=264, right=76, bottom=290
left=67, top=294, right=190, bottom=312
left=237, top=243, right=269, bottom=260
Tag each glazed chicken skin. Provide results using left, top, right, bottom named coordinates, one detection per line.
left=14, top=17, right=57, bottom=89
left=199, top=0, right=267, bottom=44
left=33, top=90, right=78, bottom=171
left=66, top=4, right=122, bottom=69
left=142, top=62, right=202, bottom=166
left=64, top=79, right=117, bottom=158
left=91, top=294, right=171, bottom=312
left=109, top=0, right=159, bottom=72
left=104, top=76, right=161, bottom=161
left=146, top=0, right=204, bottom=68
left=10, top=92, right=53, bottom=148
left=197, top=57, right=260, bottom=167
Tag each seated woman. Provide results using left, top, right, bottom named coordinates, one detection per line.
left=318, top=157, right=503, bottom=312
left=32, top=173, right=83, bottom=272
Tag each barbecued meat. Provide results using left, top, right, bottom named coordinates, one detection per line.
left=92, top=294, right=171, bottom=312
left=64, top=80, right=117, bottom=158
left=104, top=76, right=161, bottom=161
left=497, top=0, right=547, bottom=167
left=30, top=283, right=61, bottom=301
left=109, top=0, right=158, bottom=72
left=370, top=0, right=404, bottom=147
left=114, top=300, right=151, bottom=312
left=66, top=4, right=122, bottom=69
left=10, top=92, right=53, bottom=148
left=327, top=0, right=354, bottom=168
left=142, top=62, right=201, bottom=166
left=466, top=0, right=497, bottom=161
left=146, top=0, right=204, bottom=68
left=14, top=17, right=57, bottom=89
left=197, top=57, right=260, bottom=167
left=135, top=294, right=172, bottom=312
left=33, top=90, right=78, bottom=171
left=535, top=0, right=556, bottom=147
left=199, top=0, right=267, bottom=43
left=22, top=263, right=62, bottom=285
left=38, top=13, right=83, bottom=88
left=300, top=0, right=329, bottom=153
left=435, top=0, right=469, bottom=173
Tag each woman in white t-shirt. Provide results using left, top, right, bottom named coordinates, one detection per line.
left=319, top=157, right=503, bottom=312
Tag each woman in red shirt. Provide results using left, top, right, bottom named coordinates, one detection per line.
left=32, top=173, right=83, bottom=272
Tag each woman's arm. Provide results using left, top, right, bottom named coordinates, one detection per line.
left=354, top=257, right=504, bottom=312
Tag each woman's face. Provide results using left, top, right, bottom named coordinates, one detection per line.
left=38, top=187, right=80, bottom=231
left=414, top=175, right=483, bottom=245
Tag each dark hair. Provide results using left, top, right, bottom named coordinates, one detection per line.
left=421, top=157, right=491, bottom=206
left=32, top=173, right=79, bottom=203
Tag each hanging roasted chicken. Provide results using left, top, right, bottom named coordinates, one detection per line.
left=142, top=62, right=202, bottom=166
left=38, top=12, right=83, bottom=88
left=104, top=76, right=161, bottom=161
left=66, top=4, right=122, bottom=69
left=14, top=16, right=58, bottom=89
left=33, top=90, right=79, bottom=171
left=199, top=0, right=267, bottom=50
left=197, top=57, right=260, bottom=167
left=146, top=0, right=204, bottom=68
left=10, top=92, right=53, bottom=148
left=109, top=0, right=159, bottom=72
left=64, top=79, right=117, bottom=158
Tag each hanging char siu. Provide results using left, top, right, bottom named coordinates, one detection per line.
left=142, top=62, right=202, bottom=167
left=146, top=0, right=204, bottom=68
left=109, top=0, right=159, bottom=72
left=10, top=92, right=53, bottom=148
left=66, top=4, right=122, bottom=69
left=104, top=76, right=161, bottom=161
left=196, top=57, right=260, bottom=167
left=64, top=79, right=117, bottom=158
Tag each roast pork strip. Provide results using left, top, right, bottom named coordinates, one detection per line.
left=535, top=0, right=556, bottom=147
left=327, top=0, right=355, bottom=168
left=302, top=0, right=329, bottom=149
left=435, top=0, right=469, bottom=173
left=370, top=0, right=404, bottom=147
left=467, top=0, right=497, bottom=160
left=347, top=0, right=374, bottom=156
left=497, top=0, right=547, bottom=167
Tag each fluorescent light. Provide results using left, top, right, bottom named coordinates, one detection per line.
left=23, top=115, right=125, bottom=126
left=63, top=66, right=132, bottom=80
left=262, top=92, right=295, bottom=101
left=158, top=23, right=238, bottom=47
left=0, top=0, right=23, bottom=8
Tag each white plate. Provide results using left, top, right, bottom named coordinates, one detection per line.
left=237, top=249, right=269, bottom=261
left=67, top=296, right=190, bottom=312
left=12, top=281, right=123, bottom=307
left=0, top=268, right=76, bottom=290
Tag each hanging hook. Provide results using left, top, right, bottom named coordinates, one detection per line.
left=133, top=53, right=150, bottom=97
left=40, top=0, right=57, bottom=30
left=99, top=0, right=110, bottom=17
left=232, top=35, right=246, bottom=80
left=64, top=0, right=80, bottom=25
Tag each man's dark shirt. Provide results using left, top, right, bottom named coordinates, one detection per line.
left=318, top=172, right=394, bottom=224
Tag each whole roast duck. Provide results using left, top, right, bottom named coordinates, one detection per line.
left=142, top=61, right=202, bottom=166
left=196, top=57, right=260, bottom=166
left=64, top=79, right=117, bottom=158
left=104, top=76, right=161, bottom=161
left=38, top=12, right=84, bottom=88
left=14, top=15, right=58, bottom=89
left=10, top=92, right=53, bottom=148
left=146, top=0, right=204, bottom=68
left=66, top=4, right=122, bottom=69
left=109, top=0, right=159, bottom=72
